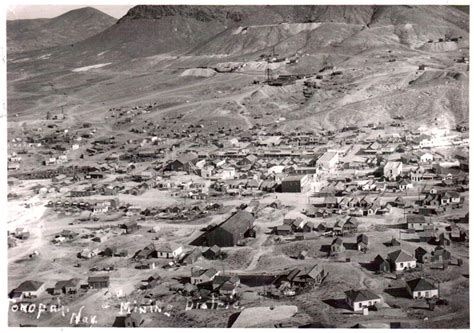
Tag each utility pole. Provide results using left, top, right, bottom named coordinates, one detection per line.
left=265, top=68, right=272, bottom=82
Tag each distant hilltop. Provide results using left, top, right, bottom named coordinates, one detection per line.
left=7, top=7, right=116, bottom=54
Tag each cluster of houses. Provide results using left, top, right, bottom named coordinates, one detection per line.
left=344, top=276, right=439, bottom=312
left=7, top=95, right=469, bottom=328
left=9, top=275, right=111, bottom=301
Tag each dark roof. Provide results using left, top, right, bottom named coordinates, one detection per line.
left=54, top=278, right=80, bottom=289
left=104, top=245, right=118, bottom=252
left=415, top=247, right=428, bottom=255
left=407, top=214, right=426, bottom=224
left=213, top=275, right=240, bottom=287
left=406, top=278, right=437, bottom=292
left=176, top=152, right=198, bottom=164
left=387, top=249, right=414, bottom=263
left=220, top=281, right=237, bottom=291
left=433, top=247, right=450, bottom=256
left=335, top=216, right=358, bottom=228
left=88, top=275, right=110, bottom=283
left=373, top=255, right=388, bottom=265
left=121, top=221, right=138, bottom=228
left=14, top=280, right=44, bottom=292
left=357, top=234, right=368, bottom=245
left=203, top=267, right=218, bottom=278
left=345, top=289, right=380, bottom=302
left=155, top=243, right=180, bottom=252
left=192, top=267, right=218, bottom=278
left=390, top=238, right=401, bottom=246
left=218, top=210, right=254, bottom=236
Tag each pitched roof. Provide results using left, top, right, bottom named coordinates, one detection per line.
left=406, top=278, right=437, bottom=292
left=373, top=254, right=388, bottom=265
left=155, top=242, right=180, bottom=253
left=218, top=210, right=254, bottom=237
left=191, top=267, right=218, bottom=279
left=344, top=289, right=380, bottom=302
left=387, top=249, right=414, bottom=263
left=317, top=151, right=338, bottom=163
left=54, top=278, right=80, bottom=289
left=302, top=264, right=324, bottom=279
left=203, top=267, right=218, bottom=278
left=384, top=161, right=402, bottom=169
left=335, top=216, right=358, bottom=228
left=15, top=280, right=44, bottom=292
left=357, top=234, right=368, bottom=245
left=415, top=247, right=428, bottom=255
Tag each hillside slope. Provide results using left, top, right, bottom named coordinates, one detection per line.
left=6, top=5, right=469, bottom=131
left=7, top=7, right=117, bottom=54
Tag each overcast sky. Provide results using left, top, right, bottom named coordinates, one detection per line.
left=5, top=1, right=471, bottom=20
left=6, top=5, right=134, bottom=20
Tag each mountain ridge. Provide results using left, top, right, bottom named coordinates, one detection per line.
left=7, top=7, right=117, bottom=54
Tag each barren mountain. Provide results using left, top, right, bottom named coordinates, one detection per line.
left=6, top=5, right=469, bottom=131
left=7, top=7, right=117, bottom=54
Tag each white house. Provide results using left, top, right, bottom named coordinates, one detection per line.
left=155, top=243, right=183, bottom=259
left=11, top=281, right=46, bottom=300
left=398, top=179, right=413, bottom=191
left=387, top=249, right=417, bottom=272
left=418, top=152, right=433, bottom=163
left=221, top=167, right=236, bottom=180
left=345, top=289, right=382, bottom=311
left=406, top=214, right=432, bottom=231
left=200, top=165, right=215, bottom=178
left=406, top=278, right=438, bottom=299
left=190, top=267, right=219, bottom=285
left=316, top=151, right=339, bottom=171
left=45, top=157, right=57, bottom=165
left=58, top=155, right=68, bottom=164
left=410, top=166, right=425, bottom=182
left=384, top=161, right=402, bottom=180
